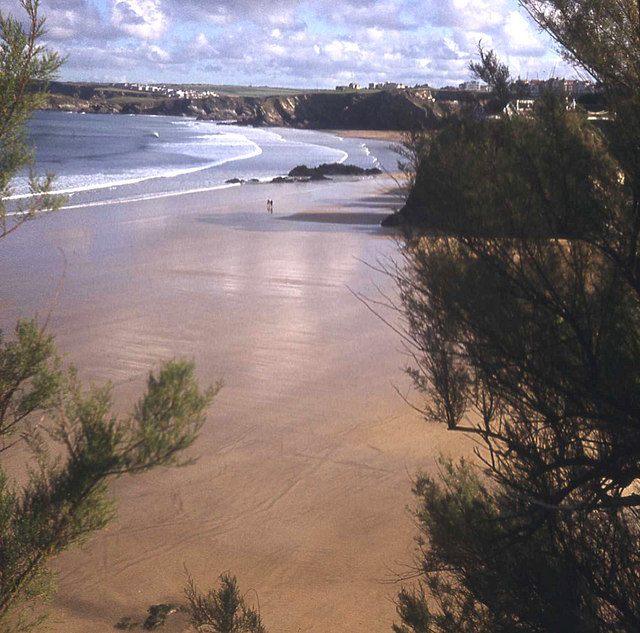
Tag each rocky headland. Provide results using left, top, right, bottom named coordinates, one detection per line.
left=43, top=82, right=447, bottom=131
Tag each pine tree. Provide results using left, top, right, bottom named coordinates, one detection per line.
left=394, top=1, right=640, bottom=630
left=0, top=0, right=65, bottom=239
left=0, top=4, right=219, bottom=630
left=185, top=573, right=267, bottom=633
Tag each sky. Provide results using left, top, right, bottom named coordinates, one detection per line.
left=0, top=0, right=586, bottom=88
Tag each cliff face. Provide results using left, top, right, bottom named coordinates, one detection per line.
left=210, top=90, right=444, bottom=130
left=44, top=85, right=444, bottom=131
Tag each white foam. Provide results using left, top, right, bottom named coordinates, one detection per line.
left=6, top=142, right=262, bottom=201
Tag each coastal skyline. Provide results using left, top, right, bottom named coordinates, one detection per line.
left=1, top=0, right=586, bottom=90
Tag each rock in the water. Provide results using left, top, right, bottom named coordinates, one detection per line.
left=288, top=163, right=382, bottom=178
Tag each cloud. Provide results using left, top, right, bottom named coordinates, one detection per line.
left=161, top=0, right=300, bottom=27
left=190, top=32, right=214, bottom=54
left=502, top=11, right=546, bottom=55
left=365, top=27, right=385, bottom=42
left=0, top=0, right=576, bottom=88
left=0, top=0, right=115, bottom=41
left=313, top=0, right=412, bottom=29
left=111, top=0, right=169, bottom=39
left=139, top=42, right=172, bottom=63
left=425, top=0, right=508, bottom=31
left=48, top=7, right=116, bottom=41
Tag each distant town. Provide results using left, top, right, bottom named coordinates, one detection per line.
left=122, top=83, right=220, bottom=99
left=336, top=81, right=409, bottom=91
left=118, top=77, right=600, bottom=100
left=43, top=77, right=607, bottom=126
left=336, top=78, right=599, bottom=97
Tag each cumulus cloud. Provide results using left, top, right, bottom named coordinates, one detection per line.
left=0, top=0, right=27, bottom=15
left=502, top=11, right=546, bottom=55
left=365, top=27, right=385, bottom=42
left=161, top=0, right=299, bottom=27
left=425, top=0, right=508, bottom=30
left=0, top=0, right=116, bottom=41
left=139, top=42, right=172, bottom=63
left=47, top=6, right=116, bottom=41
left=111, top=0, right=169, bottom=39
left=0, top=0, right=575, bottom=88
left=189, top=32, right=215, bottom=56
left=314, top=0, right=411, bottom=29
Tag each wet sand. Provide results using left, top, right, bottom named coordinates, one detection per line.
left=0, top=176, right=461, bottom=632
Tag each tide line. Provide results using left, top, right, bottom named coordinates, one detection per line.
left=59, top=182, right=242, bottom=210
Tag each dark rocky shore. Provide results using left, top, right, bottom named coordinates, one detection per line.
left=225, top=163, right=382, bottom=186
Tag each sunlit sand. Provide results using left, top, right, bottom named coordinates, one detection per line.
left=0, top=176, right=460, bottom=633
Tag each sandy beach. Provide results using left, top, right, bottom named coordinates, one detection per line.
left=326, top=130, right=409, bottom=143
left=0, top=175, right=461, bottom=632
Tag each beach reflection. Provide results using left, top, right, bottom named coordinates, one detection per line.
left=0, top=177, right=448, bottom=633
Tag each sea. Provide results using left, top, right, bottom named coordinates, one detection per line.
left=12, top=110, right=401, bottom=210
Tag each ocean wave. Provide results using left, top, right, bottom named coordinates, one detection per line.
left=12, top=113, right=388, bottom=209
left=336, top=149, right=348, bottom=163
left=7, top=141, right=262, bottom=200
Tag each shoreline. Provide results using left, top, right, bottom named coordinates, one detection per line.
left=1, top=175, right=459, bottom=633
left=27, top=111, right=404, bottom=213
left=38, top=107, right=410, bottom=144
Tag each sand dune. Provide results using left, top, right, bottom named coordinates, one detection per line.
left=0, top=176, right=464, bottom=632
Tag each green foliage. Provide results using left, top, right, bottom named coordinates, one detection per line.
left=185, top=573, right=266, bottom=633
left=395, top=130, right=433, bottom=198
left=519, top=0, right=638, bottom=93
left=0, top=339, right=218, bottom=630
left=398, top=52, right=640, bottom=515
left=0, top=319, right=62, bottom=450
left=469, top=44, right=511, bottom=109
left=519, top=0, right=640, bottom=191
left=393, top=460, right=629, bottom=633
left=402, top=91, right=621, bottom=238
left=0, top=4, right=219, bottom=631
left=0, top=0, right=65, bottom=239
left=394, top=4, right=640, bottom=632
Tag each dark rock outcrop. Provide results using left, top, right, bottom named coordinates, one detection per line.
left=288, top=163, right=382, bottom=178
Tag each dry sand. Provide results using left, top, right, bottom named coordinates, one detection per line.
left=326, top=130, right=409, bottom=143
left=0, top=176, right=463, bottom=632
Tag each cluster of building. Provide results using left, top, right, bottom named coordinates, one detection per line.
left=452, top=78, right=598, bottom=97
left=335, top=81, right=407, bottom=91
left=457, top=81, right=490, bottom=92
left=336, top=77, right=598, bottom=97
left=521, top=78, right=598, bottom=96
left=120, top=83, right=218, bottom=99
